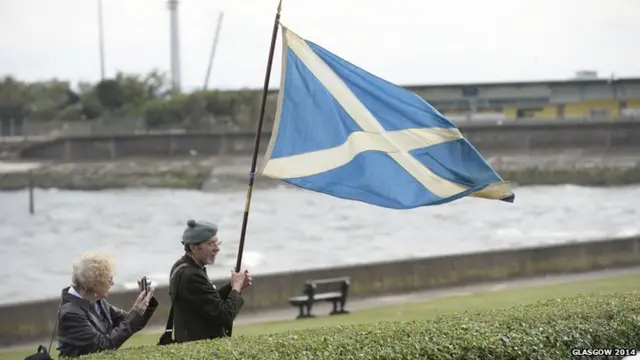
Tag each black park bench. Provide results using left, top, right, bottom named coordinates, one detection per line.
left=288, top=276, right=351, bottom=319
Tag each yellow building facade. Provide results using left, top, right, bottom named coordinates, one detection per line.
left=408, top=77, right=640, bottom=122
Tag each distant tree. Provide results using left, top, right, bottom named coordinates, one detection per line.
left=143, top=98, right=180, bottom=128
left=24, top=79, right=79, bottom=121
left=0, top=72, right=267, bottom=127
left=201, top=90, right=235, bottom=118
left=65, top=89, right=81, bottom=106
left=0, top=77, right=31, bottom=126
left=95, top=79, right=125, bottom=110
left=79, top=93, right=105, bottom=120
left=114, top=70, right=172, bottom=116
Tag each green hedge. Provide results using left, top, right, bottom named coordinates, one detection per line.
left=84, top=291, right=640, bottom=360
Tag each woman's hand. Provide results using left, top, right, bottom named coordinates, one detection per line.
left=131, top=288, right=154, bottom=315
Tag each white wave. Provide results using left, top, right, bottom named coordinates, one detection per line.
left=616, top=228, right=640, bottom=237
left=492, top=228, right=525, bottom=238
left=220, top=251, right=264, bottom=270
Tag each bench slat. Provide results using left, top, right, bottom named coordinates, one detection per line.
left=288, top=291, right=342, bottom=304
left=313, top=292, right=342, bottom=300
left=288, top=296, right=309, bottom=302
left=305, top=277, right=350, bottom=285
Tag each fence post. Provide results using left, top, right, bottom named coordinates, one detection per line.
left=28, top=170, right=35, bottom=215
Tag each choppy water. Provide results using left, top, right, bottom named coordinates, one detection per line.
left=1, top=184, right=639, bottom=305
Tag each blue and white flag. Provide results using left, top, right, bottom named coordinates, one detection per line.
left=259, top=26, right=515, bottom=209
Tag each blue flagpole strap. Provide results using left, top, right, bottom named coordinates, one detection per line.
left=249, top=172, right=256, bottom=180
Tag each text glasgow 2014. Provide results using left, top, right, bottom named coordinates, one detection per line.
left=571, top=348, right=637, bottom=357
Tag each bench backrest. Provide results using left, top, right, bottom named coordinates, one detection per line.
left=303, top=276, right=350, bottom=298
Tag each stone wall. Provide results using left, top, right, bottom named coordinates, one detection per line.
left=0, top=158, right=217, bottom=191
left=18, top=119, right=640, bottom=161
left=0, top=235, right=639, bottom=347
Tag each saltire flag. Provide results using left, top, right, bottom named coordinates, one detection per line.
left=258, top=26, right=515, bottom=209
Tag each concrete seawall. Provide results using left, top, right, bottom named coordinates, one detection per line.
left=17, top=119, right=640, bottom=161
left=2, top=151, right=639, bottom=191
left=1, top=235, right=639, bottom=347
left=2, top=119, right=638, bottom=190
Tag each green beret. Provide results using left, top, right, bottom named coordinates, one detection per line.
left=182, top=219, right=218, bottom=245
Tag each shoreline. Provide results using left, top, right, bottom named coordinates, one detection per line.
left=1, top=153, right=640, bottom=191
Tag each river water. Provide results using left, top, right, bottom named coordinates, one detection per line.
left=1, top=184, right=639, bottom=305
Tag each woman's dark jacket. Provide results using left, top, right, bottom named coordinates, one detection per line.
left=56, top=286, right=158, bottom=358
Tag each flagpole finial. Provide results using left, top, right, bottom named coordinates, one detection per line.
left=277, top=0, right=283, bottom=13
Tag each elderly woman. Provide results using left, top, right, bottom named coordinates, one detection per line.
left=56, top=251, right=157, bottom=358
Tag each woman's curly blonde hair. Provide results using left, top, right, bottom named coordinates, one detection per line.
left=71, top=251, right=115, bottom=293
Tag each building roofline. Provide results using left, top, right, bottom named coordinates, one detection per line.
left=399, top=77, right=640, bottom=90
left=261, top=76, right=640, bottom=94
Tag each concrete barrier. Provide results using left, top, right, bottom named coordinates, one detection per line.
left=18, top=119, right=640, bottom=161
left=1, top=235, right=639, bottom=347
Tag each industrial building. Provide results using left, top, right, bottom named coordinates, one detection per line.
left=406, top=72, right=640, bottom=122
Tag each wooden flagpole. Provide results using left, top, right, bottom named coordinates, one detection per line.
left=234, top=0, right=283, bottom=273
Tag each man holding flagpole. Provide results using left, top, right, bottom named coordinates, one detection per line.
left=167, top=219, right=252, bottom=343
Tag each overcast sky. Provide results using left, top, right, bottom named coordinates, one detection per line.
left=1, top=0, right=639, bottom=92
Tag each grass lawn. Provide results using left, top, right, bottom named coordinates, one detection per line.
left=3, top=272, right=640, bottom=360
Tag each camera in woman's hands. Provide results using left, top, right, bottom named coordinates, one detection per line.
left=140, top=276, right=151, bottom=295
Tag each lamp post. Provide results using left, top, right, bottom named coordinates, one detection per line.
left=98, top=0, right=106, bottom=80
left=168, top=0, right=182, bottom=93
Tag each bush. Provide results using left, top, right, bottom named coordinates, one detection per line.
left=83, top=291, right=640, bottom=360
